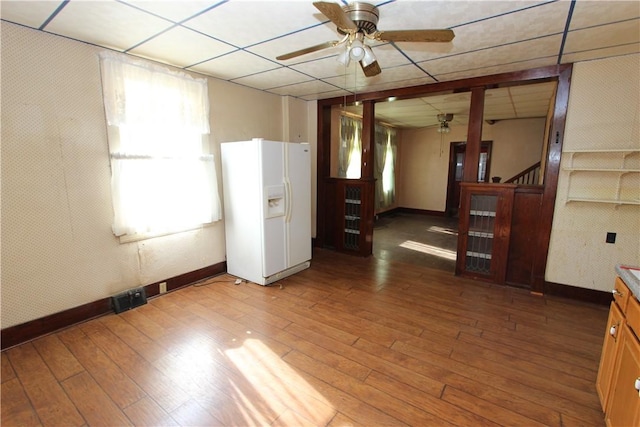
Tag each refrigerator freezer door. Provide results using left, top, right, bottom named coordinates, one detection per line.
left=221, top=140, right=264, bottom=284
left=285, top=143, right=312, bottom=267
left=260, top=141, right=287, bottom=277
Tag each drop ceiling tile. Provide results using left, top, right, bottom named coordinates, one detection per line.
left=570, top=0, right=640, bottom=30
left=44, top=1, right=173, bottom=52
left=485, top=105, right=517, bottom=115
left=359, top=75, right=437, bottom=93
left=509, top=81, right=556, bottom=96
left=0, top=0, right=63, bottom=29
left=378, top=1, right=545, bottom=33
left=321, top=72, right=373, bottom=93
left=300, top=89, right=349, bottom=101
left=374, top=63, right=436, bottom=82
left=563, top=20, right=640, bottom=55
left=184, top=1, right=325, bottom=48
left=485, top=88, right=512, bottom=100
left=248, top=25, right=343, bottom=64
left=188, top=49, right=279, bottom=80
left=232, top=67, right=312, bottom=90
left=367, top=43, right=416, bottom=68
left=396, top=1, right=570, bottom=63
left=438, top=93, right=472, bottom=104
left=121, top=1, right=221, bottom=23
left=435, top=56, right=556, bottom=82
left=129, top=26, right=235, bottom=69
left=425, top=34, right=562, bottom=77
left=290, top=55, right=359, bottom=80
left=377, top=98, right=432, bottom=113
left=268, top=79, right=342, bottom=98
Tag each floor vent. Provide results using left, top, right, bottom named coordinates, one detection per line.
left=111, top=287, right=147, bottom=314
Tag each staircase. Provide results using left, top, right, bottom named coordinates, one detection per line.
left=505, top=161, right=541, bottom=185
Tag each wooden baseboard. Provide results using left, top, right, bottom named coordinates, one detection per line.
left=1, top=262, right=226, bottom=350
left=375, top=207, right=448, bottom=218
left=396, top=207, right=447, bottom=217
left=544, top=281, right=612, bottom=306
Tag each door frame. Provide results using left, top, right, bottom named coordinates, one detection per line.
left=316, top=64, right=572, bottom=295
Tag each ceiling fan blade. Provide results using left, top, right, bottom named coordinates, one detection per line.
left=374, top=29, right=455, bottom=43
left=313, top=1, right=357, bottom=32
left=276, top=41, right=339, bottom=61
left=360, top=60, right=381, bottom=77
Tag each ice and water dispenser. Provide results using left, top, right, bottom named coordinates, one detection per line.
left=265, top=184, right=286, bottom=218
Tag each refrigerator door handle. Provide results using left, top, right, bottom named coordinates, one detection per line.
left=284, top=178, right=292, bottom=223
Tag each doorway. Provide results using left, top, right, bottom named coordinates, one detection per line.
left=446, top=141, right=492, bottom=217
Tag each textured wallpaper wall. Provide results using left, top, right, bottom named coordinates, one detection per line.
left=547, top=54, right=640, bottom=291
left=1, top=21, right=296, bottom=328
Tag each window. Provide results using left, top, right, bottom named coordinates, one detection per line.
left=100, top=53, right=220, bottom=240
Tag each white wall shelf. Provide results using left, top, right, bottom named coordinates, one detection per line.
left=563, top=149, right=640, bottom=206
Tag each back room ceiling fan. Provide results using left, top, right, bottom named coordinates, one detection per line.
left=276, top=1, right=455, bottom=77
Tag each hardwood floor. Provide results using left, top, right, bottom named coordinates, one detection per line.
left=1, top=248, right=609, bottom=426
left=373, top=213, right=458, bottom=272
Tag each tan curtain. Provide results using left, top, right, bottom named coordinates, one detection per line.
left=338, top=115, right=361, bottom=178
left=374, top=124, right=397, bottom=211
left=374, top=123, right=388, bottom=211
left=382, top=128, right=398, bottom=208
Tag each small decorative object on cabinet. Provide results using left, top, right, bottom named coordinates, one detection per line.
left=597, top=270, right=640, bottom=426
left=563, top=149, right=640, bottom=206
left=456, top=183, right=516, bottom=283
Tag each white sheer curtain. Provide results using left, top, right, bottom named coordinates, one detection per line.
left=374, top=124, right=397, bottom=211
left=338, top=115, right=362, bottom=178
left=100, top=52, right=220, bottom=237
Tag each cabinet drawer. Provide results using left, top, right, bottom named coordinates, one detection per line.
left=627, top=294, right=640, bottom=338
left=613, top=277, right=631, bottom=313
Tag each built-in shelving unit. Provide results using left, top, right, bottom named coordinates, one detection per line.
left=563, top=149, right=640, bottom=205
left=344, top=187, right=362, bottom=250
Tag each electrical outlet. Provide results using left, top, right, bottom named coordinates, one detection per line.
left=606, top=232, right=616, bottom=244
left=159, top=282, right=167, bottom=294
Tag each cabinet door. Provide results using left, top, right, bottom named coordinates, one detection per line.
left=605, top=323, right=640, bottom=427
left=597, top=302, right=625, bottom=410
left=456, top=184, right=514, bottom=283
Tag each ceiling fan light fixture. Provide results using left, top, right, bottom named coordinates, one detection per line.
left=437, top=113, right=453, bottom=133
left=437, top=113, right=454, bottom=122
left=361, top=44, right=376, bottom=66
left=337, top=47, right=351, bottom=66
left=349, top=38, right=365, bottom=60
left=437, top=122, right=451, bottom=133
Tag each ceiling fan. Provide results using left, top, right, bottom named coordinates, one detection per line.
left=276, top=1, right=455, bottom=77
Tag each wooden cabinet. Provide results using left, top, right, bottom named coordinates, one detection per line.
left=323, top=178, right=375, bottom=256
left=598, top=277, right=640, bottom=426
left=605, top=323, right=640, bottom=427
left=596, top=301, right=625, bottom=409
left=456, top=183, right=515, bottom=283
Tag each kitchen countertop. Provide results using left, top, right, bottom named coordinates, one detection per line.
left=616, top=264, right=640, bottom=300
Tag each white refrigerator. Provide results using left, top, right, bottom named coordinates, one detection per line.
left=221, top=138, right=312, bottom=285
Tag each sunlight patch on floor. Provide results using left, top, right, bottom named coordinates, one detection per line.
left=225, top=338, right=336, bottom=425
left=399, top=240, right=457, bottom=260
left=428, top=225, right=458, bottom=235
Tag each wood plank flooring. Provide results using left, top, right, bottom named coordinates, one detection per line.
left=1, top=248, right=609, bottom=426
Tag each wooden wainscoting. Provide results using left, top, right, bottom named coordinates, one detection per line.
left=2, top=248, right=608, bottom=426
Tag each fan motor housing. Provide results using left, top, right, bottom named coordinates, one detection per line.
left=338, top=2, right=379, bottom=34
